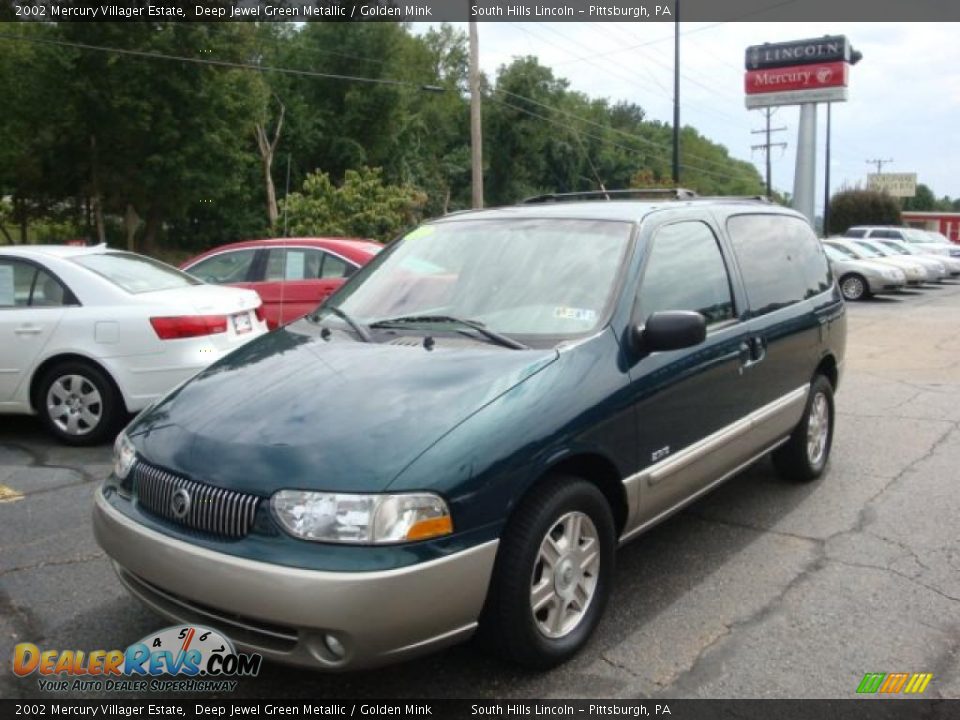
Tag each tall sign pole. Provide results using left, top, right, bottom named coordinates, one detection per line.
left=671, top=1, right=680, bottom=185
left=823, top=103, right=832, bottom=235
left=792, top=104, right=818, bottom=225
left=469, top=18, right=483, bottom=209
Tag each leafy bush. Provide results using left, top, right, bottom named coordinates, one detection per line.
left=828, top=190, right=902, bottom=235
left=281, top=167, right=427, bottom=243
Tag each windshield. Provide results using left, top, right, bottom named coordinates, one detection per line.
left=72, top=252, right=201, bottom=293
left=879, top=240, right=909, bottom=255
left=904, top=228, right=935, bottom=244
left=830, top=241, right=873, bottom=259
left=823, top=245, right=851, bottom=262
left=922, top=230, right=952, bottom=244
left=855, top=240, right=892, bottom=257
left=329, top=218, right=633, bottom=341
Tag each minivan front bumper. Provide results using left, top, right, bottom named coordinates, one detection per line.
left=93, top=490, right=498, bottom=670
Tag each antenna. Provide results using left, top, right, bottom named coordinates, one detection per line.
left=279, top=153, right=291, bottom=327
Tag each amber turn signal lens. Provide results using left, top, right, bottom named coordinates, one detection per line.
left=405, top=515, right=454, bottom=541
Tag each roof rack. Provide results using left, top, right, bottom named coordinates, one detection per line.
left=703, top=195, right=773, bottom=203
left=520, top=188, right=698, bottom=204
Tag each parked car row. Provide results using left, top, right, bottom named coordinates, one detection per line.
left=823, top=226, right=960, bottom=301
left=0, top=237, right=382, bottom=444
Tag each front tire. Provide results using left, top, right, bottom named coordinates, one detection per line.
left=480, top=475, right=615, bottom=669
left=839, top=273, right=869, bottom=301
left=36, top=361, right=121, bottom=445
left=772, top=375, right=835, bottom=483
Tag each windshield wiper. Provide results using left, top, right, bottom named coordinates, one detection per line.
left=369, top=315, right=528, bottom=350
left=317, top=305, right=372, bottom=343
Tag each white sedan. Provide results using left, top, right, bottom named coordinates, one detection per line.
left=0, top=245, right=268, bottom=444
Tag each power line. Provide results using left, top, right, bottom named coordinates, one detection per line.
left=488, top=95, right=757, bottom=185
left=751, top=108, right=787, bottom=196
left=530, top=23, right=745, bottom=126
left=0, top=31, right=440, bottom=91
left=866, top=158, right=894, bottom=174
left=1, top=28, right=757, bottom=187
left=496, top=87, right=751, bottom=177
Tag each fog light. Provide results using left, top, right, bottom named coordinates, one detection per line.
left=324, top=633, right=345, bottom=660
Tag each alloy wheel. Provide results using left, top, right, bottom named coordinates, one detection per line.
left=46, top=374, right=102, bottom=436
left=806, top=391, right=830, bottom=467
left=530, top=511, right=601, bottom=639
left=841, top=276, right=865, bottom=301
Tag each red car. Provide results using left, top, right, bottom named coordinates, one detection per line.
left=181, top=238, right=381, bottom=328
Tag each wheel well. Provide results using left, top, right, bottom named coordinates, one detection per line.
left=29, top=354, right=127, bottom=413
left=815, top=354, right=838, bottom=390
left=531, top=453, right=628, bottom=535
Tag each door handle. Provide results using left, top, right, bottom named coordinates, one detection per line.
left=740, top=337, right=766, bottom=369
left=14, top=325, right=43, bottom=336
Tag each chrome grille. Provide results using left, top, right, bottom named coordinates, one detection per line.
left=133, top=461, right=261, bottom=539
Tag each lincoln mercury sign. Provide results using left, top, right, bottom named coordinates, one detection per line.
left=746, top=36, right=853, bottom=70
left=744, top=35, right=853, bottom=108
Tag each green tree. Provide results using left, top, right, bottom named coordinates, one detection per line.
left=281, top=167, right=426, bottom=242
left=900, top=184, right=937, bottom=211
left=828, top=190, right=902, bottom=235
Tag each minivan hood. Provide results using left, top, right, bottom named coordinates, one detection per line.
left=128, top=324, right=558, bottom=495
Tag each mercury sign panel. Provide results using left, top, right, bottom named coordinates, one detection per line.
left=745, top=36, right=851, bottom=70
left=744, top=86, right=848, bottom=109
left=745, top=62, right=848, bottom=95
left=867, top=173, right=918, bottom=198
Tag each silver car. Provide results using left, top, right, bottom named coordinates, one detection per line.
left=824, top=238, right=928, bottom=286
left=874, top=237, right=960, bottom=278
left=848, top=238, right=947, bottom=283
left=822, top=242, right=906, bottom=300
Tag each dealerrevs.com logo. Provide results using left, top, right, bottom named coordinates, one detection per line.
left=11, top=625, right=262, bottom=693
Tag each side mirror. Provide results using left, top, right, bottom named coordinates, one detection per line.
left=632, top=311, right=706, bottom=354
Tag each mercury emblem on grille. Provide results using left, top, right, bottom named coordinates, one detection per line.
left=171, top=488, right=192, bottom=519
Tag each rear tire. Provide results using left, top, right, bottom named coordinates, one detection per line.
left=36, top=361, right=121, bottom=446
left=839, top=273, right=869, bottom=301
left=772, top=375, right=834, bottom=483
left=480, top=475, right=615, bottom=669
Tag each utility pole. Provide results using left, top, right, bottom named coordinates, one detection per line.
left=469, top=19, right=483, bottom=209
left=866, top=158, right=893, bottom=174
left=751, top=108, right=787, bottom=197
left=671, top=0, right=680, bottom=185
left=823, top=103, right=832, bottom=236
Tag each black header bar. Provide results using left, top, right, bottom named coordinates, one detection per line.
left=7, top=0, right=960, bottom=22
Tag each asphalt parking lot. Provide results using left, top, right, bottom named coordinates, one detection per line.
left=2, top=285, right=959, bottom=700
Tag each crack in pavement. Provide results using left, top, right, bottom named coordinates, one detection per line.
left=657, top=420, right=960, bottom=694
left=0, top=551, right=105, bottom=578
left=826, top=557, right=960, bottom=604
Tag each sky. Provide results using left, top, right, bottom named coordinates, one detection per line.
left=413, top=22, right=960, bottom=212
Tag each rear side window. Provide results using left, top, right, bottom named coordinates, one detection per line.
left=636, top=221, right=735, bottom=327
left=186, top=249, right=257, bottom=284
left=844, top=228, right=867, bottom=238
left=72, top=252, right=200, bottom=293
left=0, top=259, right=74, bottom=307
left=727, top=215, right=832, bottom=317
left=870, top=229, right=903, bottom=240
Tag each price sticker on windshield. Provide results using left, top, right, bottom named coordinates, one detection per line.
left=554, top=307, right=597, bottom=322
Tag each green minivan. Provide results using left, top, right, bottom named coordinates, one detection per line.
left=95, top=191, right=846, bottom=670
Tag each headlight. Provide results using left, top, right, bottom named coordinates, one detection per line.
left=271, top=491, right=453, bottom=544
left=113, top=432, right=137, bottom=481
